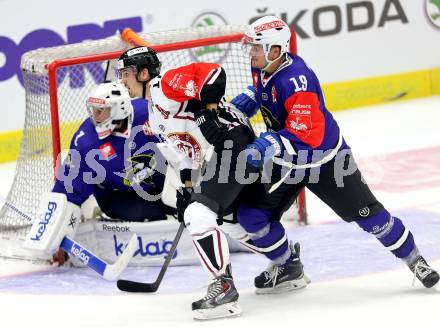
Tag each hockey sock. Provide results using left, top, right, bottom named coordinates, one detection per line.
left=355, top=209, right=419, bottom=264
left=238, top=205, right=289, bottom=263
left=192, top=228, right=230, bottom=277
left=185, top=202, right=231, bottom=277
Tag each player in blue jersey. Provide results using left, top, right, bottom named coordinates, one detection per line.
left=52, top=81, right=169, bottom=222
left=232, top=15, right=438, bottom=291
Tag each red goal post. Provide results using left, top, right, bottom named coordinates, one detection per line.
left=0, top=24, right=305, bottom=260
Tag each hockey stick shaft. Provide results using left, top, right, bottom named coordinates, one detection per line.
left=117, top=221, right=185, bottom=292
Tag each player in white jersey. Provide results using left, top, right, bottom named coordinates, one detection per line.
left=118, top=46, right=258, bottom=320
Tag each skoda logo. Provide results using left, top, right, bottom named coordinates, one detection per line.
left=189, top=12, right=231, bottom=64
left=425, top=0, right=440, bottom=29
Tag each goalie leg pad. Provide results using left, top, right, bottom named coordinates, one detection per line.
left=185, top=202, right=230, bottom=276
left=23, top=192, right=81, bottom=254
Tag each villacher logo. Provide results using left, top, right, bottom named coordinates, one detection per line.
left=425, top=0, right=440, bottom=29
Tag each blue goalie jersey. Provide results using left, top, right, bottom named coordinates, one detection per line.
left=53, top=98, right=165, bottom=206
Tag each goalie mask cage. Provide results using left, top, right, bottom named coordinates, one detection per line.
left=0, top=24, right=305, bottom=260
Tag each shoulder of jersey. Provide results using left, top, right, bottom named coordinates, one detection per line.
left=130, top=97, right=149, bottom=125
left=71, top=119, right=99, bottom=150
left=288, top=54, right=310, bottom=74
left=131, top=98, right=148, bottom=113
left=273, top=55, right=309, bottom=88
left=160, top=62, right=220, bottom=89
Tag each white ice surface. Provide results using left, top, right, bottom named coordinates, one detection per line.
left=0, top=96, right=439, bottom=327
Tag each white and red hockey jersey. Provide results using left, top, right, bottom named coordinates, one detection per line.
left=145, top=62, right=225, bottom=170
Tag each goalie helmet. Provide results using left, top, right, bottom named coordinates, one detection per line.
left=86, top=82, right=133, bottom=139
left=117, top=46, right=161, bottom=80
left=243, top=16, right=291, bottom=68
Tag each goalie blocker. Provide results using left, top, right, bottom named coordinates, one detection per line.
left=23, top=192, right=80, bottom=254
left=22, top=191, right=138, bottom=280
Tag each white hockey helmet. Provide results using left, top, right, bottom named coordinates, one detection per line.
left=243, top=16, right=291, bottom=69
left=86, top=82, right=133, bottom=139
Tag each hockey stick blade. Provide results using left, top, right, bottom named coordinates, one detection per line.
left=117, top=222, right=185, bottom=293
left=61, top=233, right=138, bottom=281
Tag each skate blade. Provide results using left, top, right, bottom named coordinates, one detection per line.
left=193, top=301, right=242, bottom=320
left=256, top=275, right=310, bottom=295
left=304, top=274, right=312, bottom=284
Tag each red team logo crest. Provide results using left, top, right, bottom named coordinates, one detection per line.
left=182, top=80, right=198, bottom=97
left=99, top=142, right=116, bottom=159
left=160, top=63, right=221, bottom=102
left=284, top=92, right=325, bottom=148
left=288, top=104, right=312, bottom=135
left=167, top=73, right=199, bottom=97
left=167, top=132, right=202, bottom=163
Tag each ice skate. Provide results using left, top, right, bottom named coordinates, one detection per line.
left=255, top=242, right=310, bottom=294
left=192, top=265, right=242, bottom=320
left=409, top=256, right=439, bottom=288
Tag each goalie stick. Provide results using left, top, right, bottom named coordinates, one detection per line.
left=0, top=194, right=137, bottom=281
left=117, top=221, right=185, bottom=292
left=60, top=234, right=137, bottom=281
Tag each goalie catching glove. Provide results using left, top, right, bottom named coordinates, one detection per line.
left=23, top=192, right=81, bottom=254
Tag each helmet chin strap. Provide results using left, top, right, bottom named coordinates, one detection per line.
left=262, top=52, right=286, bottom=72
left=135, top=69, right=151, bottom=99
left=261, top=60, right=275, bottom=72
left=142, top=81, right=148, bottom=99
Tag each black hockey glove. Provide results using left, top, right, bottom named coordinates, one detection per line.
left=194, top=108, right=227, bottom=145
left=176, top=187, right=193, bottom=223
left=217, top=106, right=241, bottom=124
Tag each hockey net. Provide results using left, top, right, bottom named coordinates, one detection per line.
left=0, top=24, right=306, bottom=260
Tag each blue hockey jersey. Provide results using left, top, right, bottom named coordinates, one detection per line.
left=53, top=98, right=165, bottom=205
left=252, top=53, right=349, bottom=166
